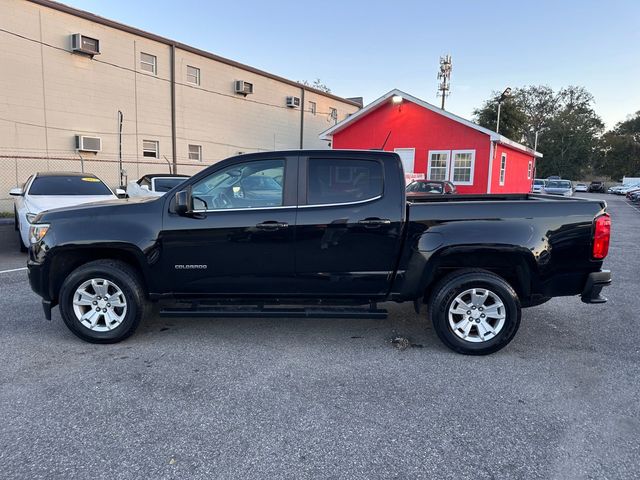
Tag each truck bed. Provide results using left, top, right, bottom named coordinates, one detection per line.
left=407, top=193, right=606, bottom=206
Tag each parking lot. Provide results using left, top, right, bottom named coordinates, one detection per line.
left=0, top=193, right=638, bottom=479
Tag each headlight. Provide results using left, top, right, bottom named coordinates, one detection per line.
left=26, top=212, right=38, bottom=223
left=29, top=224, right=50, bottom=244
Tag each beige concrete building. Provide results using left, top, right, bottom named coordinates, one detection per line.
left=0, top=0, right=361, bottom=211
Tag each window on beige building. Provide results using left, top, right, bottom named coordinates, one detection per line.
left=329, top=107, right=338, bottom=123
left=140, top=52, right=157, bottom=74
left=186, top=65, right=200, bottom=85
left=188, top=144, right=202, bottom=161
left=143, top=140, right=159, bottom=158
left=309, top=101, right=317, bottom=115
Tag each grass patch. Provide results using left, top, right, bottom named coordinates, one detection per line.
left=0, top=212, right=15, bottom=218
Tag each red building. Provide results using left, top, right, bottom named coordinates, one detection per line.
left=320, top=89, right=542, bottom=194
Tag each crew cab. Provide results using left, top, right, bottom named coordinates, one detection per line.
left=27, top=150, right=611, bottom=355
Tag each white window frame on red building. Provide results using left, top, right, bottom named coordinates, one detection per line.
left=499, top=153, right=507, bottom=186
left=450, top=149, right=475, bottom=186
left=427, top=150, right=450, bottom=181
left=428, top=149, right=475, bottom=186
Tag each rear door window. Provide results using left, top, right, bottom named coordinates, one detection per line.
left=307, top=158, right=383, bottom=205
left=28, top=176, right=113, bottom=196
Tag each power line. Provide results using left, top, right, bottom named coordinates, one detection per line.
left=0, top=27, right=342, bottom=117
left=0, top=117, right=283, bottom=152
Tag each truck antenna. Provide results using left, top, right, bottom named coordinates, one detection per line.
left=380, top=130, right=392, bottom=150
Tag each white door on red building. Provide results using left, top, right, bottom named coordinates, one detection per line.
left=394, top=148, right=415, bottom=174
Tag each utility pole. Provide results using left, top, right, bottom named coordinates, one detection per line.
left=437, top=55, right=452, bottom=110
left=495, top=87, right=512, bottom=134
left=117, top=110, right=124, bottom=187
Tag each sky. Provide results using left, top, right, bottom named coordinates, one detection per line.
left=65, top=0, right=640, bottom=129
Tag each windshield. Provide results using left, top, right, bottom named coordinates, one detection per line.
left=153, top=177, right=187, bottom=192
left=29, top=176, right=113, bottom=196
left=407, top=181, right=443, bottom=194
left=546, top=181, right=572, bottom=189
left=533, top=179, right=545, bottom=186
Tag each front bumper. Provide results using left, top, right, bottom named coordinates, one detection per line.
left=28, top=259, right=57, bottom=320
left=581, top=270, right=611, bottom=304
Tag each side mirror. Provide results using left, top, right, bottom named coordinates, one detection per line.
left=174, top=189, right=191, bottom=216
left=115, top=188, right=127, bottom=198
left=141, top=185, right=151, bottom=191
left=9, top=187, right=24, bottom=196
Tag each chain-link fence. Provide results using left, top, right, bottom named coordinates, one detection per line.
left=0, top=155, right=209, bottom=213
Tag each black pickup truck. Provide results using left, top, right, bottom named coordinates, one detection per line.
left=27, top=150, right=611, bottom=355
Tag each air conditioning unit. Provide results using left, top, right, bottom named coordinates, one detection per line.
left=75, top=135, right=102, bottom=153
left=234, top=80, right=254, bottom=95
left=71, top=34, right=100, bottom=56
left=286, top=96, right=301, bottom=108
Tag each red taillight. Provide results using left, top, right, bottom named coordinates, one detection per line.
left=592, top=214, right=611, bottom=259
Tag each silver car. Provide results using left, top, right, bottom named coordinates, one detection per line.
left=531, top=178, right=546, bottom=193
left=543, top=180, right=573, bottom=196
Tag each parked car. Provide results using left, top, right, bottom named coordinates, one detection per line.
left=27, top=150, right=611, bottom=355
left=406, top=180, right=457, bottom=197
left=574, top=183, right=588, bottom=192
left=615, top=183, right=640, bottom=195
left=625, top=187, right=640, bottom=200
left=607, top=184, right=623, bottom=194
left=9, top=172, right=120, bottom=252
left=531, top=178, right=546, bottom=193
left=543, top=180, right=574, bottom=196
left=629, top=190, right=640, bottom=202
left=126, top=174, right=190, bottom=198
left=588, top=181, right=605, bottom=193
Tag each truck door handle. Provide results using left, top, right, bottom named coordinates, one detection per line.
left=357, top=217, right=391, bottom=227
left=256, top=221, right=289, bottom=230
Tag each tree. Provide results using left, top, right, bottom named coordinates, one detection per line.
left=298, top=78, right=331, bottom=93
left=595, top=111, right=640, bottom=180
left=472, top=91, right=527, bottom=141
left=473, top=85, right=604, bottom=179
left=517, top=85, right=557, bottom=148
left=535, top=86, right=604, bottom=179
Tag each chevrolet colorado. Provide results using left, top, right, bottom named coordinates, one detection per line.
left=27, top=150, right=611, bottom=355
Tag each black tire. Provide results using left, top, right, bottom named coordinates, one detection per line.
left=58, top=260, right=148, bottom=343
left=428, top=269, right=521, bottom=355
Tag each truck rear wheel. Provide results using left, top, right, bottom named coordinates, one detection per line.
left=58, top=260, right=148, bottom=344
left=428, top=269, right=521, bottom=355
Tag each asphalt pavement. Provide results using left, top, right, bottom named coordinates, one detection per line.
left=0, top=193, right=638, bottom=479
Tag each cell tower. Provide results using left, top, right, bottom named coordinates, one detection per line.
left=437, top=54, right=452, bottom=110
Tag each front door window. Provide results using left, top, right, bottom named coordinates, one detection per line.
left=192, top=159, right=285, bottom=210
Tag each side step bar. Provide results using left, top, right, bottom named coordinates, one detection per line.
left=159, top=304, right=388, bottom=319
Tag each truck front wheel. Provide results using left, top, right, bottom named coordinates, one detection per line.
left=428, top=269, right=521, bottom=355
left=58, top=260, right=148, bottom=343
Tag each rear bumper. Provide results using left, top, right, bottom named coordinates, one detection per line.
left=581, top=270, right=611, bottom=304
